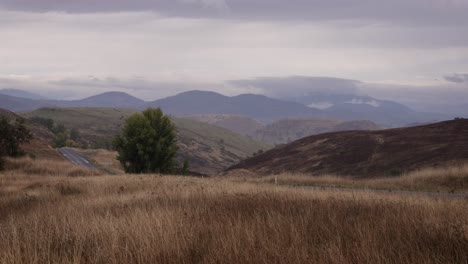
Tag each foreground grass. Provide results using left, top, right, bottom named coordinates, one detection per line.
left=0, top=160, right=467, bottom=263
left=243, top=164, right=468, bottom=194
left=2, top=157, right=102, bottom=177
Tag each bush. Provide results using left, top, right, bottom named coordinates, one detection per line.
left=113, top=108, right=179, bottom=174
left=0, top=117, right=32, bottom=170
left=53, top=132, right=68, bottom=148
left=29, top=116, right=55, bottom=130
left=70, top=128, right=80, bottom=141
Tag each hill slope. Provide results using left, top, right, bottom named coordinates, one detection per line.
left=229, top=119, right=468, bottom=176
left=0, top=109, right=61, bottom=160
left=22, top=108, right=270, bottom=174
left=253, top=118, right=380, bottom=145
left=184, top=114, right=265, bottom=136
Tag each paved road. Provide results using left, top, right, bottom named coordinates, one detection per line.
left=58, top=148, right=98, bottom=170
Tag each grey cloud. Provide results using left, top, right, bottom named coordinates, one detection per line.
left=0, top=0, right=228, bottom=17
left=444, top=74, right=468, bottom=83
left=358, top=82, right=468, bottom=113
left=1, top=0, right=467, bottom=26
left=229, top=76, right=361, bottom=97
left=229, top=75, right=468, bottom=113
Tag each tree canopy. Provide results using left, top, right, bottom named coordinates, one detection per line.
left=0, top=117, right=32, bottom=169
left=113, top=108, right=179, bottom=174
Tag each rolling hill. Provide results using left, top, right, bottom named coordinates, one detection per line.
left=253, top=118, right=381, bottom=145
left=229, top=119, right=468, bottom=176
left=0, top=109, right=61, bottom=160
left=183, top=114, right=265, bottom=136
left=22, top=108, right=270, bottom=174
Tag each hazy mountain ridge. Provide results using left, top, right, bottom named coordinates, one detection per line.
left=0, top=89, right=451, bottom=126
left=147, top=91, right=321, bottom=121
left=289, top=93, right=449, bottom=127
left=0, top=89, right=48, bottom=100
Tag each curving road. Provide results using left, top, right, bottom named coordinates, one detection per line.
left=58, top=148, right=98, bottom=170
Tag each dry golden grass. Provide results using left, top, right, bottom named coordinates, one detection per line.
left=0, top=162, right=467, bottom=263
left=2, top=157, right=101, bottom=177
left=251, top=164, right=468, bottom=194
left=72, top=149, right=124, bottom=174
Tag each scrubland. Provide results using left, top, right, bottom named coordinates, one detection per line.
left=0, top=158, right=467, bottom=264
left=250, top=164, right=468, bottom=194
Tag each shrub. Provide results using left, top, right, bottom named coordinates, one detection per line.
left=113, top=108, right=179, bottom=174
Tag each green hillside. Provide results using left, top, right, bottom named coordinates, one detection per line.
left=22, top=107, right=270, bottom=174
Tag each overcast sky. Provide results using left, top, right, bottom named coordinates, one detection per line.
left=0, top=0, right=467, bottom=108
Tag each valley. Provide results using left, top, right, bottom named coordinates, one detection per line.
left=21, top=107, right=270, bottom=175
left=2, top=2, right=468, bottom=263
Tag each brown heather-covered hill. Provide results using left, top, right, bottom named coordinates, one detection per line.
left=228, top=119, right=468, bottom=177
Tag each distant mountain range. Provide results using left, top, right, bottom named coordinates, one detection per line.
left=0, top=89, right=452, bottom=126
left=62, top=91, right=146, bottom=108
left=147, top=91, right=321, bottom=121
left=288, top=93, right=449, bottom=127
left=0, top=89, right=48, bottom=100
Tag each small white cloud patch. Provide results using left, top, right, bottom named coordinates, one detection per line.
left=346, top=98, right=381, bottom=107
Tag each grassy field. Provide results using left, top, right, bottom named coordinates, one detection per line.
left=1, top=158, right=467, bottom=264
left=22, top=107, right=270, bottom=174
left=237, top=164, right=468, bottom=194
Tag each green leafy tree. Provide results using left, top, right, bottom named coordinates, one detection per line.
left=53, top=132, right=68, bottom=148
left=52, top=123, right=67, bottom=135
left=0, top=117, right=32, bottom=169
left=113, top=108, right=179, bottom=174
left=70, top=128, right=80, bottom=141
left=30, top=117, right=54, bottom=131
left=182, top=159, right=190, bottom=175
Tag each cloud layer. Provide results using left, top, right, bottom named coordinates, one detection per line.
left=229, top=76, right=361, bottom=97
left=1, top=0, right=467, bottom=26
left=0, top=0, right=467, bottom=112
left=445, top=73, right=468, bottom=83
